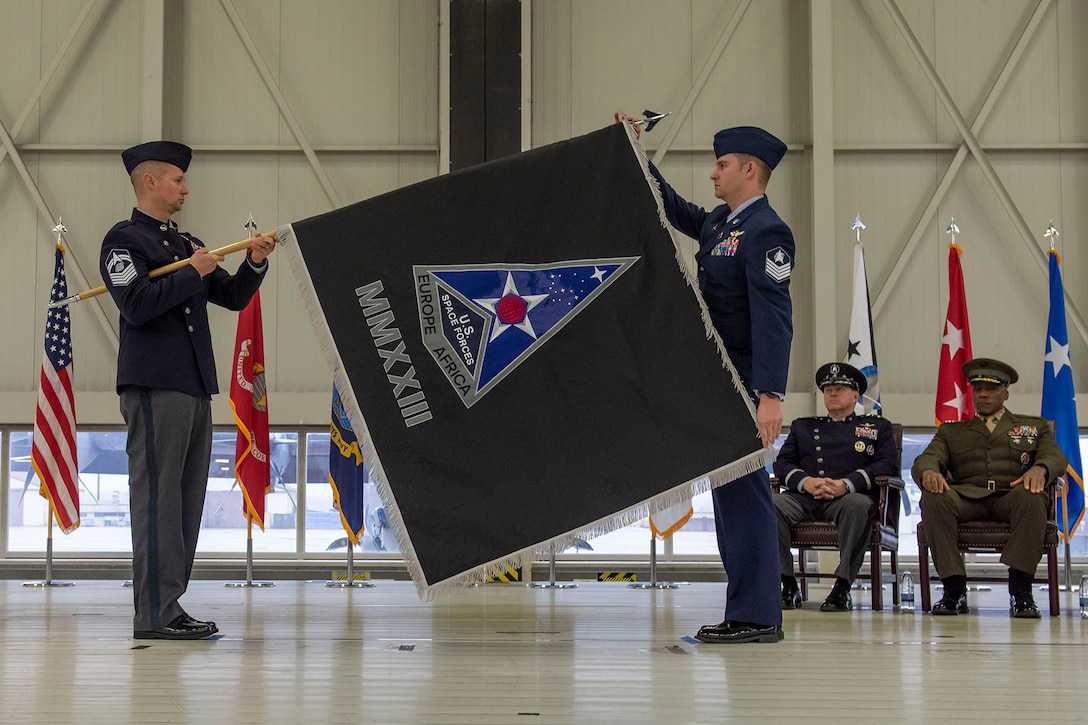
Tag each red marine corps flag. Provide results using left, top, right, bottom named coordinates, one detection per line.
left=934, top=221, right=974, bottom=424
left=229, top=291, right=270, bottom=529
left=32, top=240, right=80, bottom=533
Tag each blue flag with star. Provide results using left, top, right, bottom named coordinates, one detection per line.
left=1041, top=250, right=1083, bottom=541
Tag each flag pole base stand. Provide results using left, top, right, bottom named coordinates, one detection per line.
left=325, top=580, right=376, bottom=589
left=224, top=581, right=276, bottom=588
left=627, top=537, right=686, bottom=589
left=324, top=546, right=374, bottom=587
left=122, top=580, right=132, bottom=588
left=22, top=580, right=74, bottom=588
left=528, top=547, right=577, bottom=588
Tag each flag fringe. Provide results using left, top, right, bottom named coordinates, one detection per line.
left=31, top=459, right=80, bottom=534
left=277, top=223, right=431, bottom=597
left=621, top=121, right=759, bottom=422
left=419, top=447, right=773, bottom=599
left=228, top=397, right=267, bottom=531
left=650, top=507, right=692, bottom=539
left=328, top=475, right=364, bottom=547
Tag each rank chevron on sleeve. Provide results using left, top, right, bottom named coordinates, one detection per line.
left=414, top=257, right=639, bottom=408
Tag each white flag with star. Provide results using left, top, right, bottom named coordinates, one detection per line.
left=845, top=238, right=880, bottom=414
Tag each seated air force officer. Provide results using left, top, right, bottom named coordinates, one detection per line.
left=912, top=358, right=1068, bottom=619
left=773, top=363, right=899, bottom=612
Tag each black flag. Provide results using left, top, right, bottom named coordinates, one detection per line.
left=281, top=123, right=766, bottom=597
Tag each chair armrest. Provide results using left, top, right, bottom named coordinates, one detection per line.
left=769, top=476, right=785, bottom=493
left=874, top=475, right=905, bottom=491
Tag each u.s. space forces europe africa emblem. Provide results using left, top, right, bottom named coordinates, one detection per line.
left=414, top=257, right=639, bottom=408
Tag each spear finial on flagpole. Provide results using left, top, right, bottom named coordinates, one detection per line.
left=52, top=218, right=67, bottom=247
left=852, top=213, right=866, bottom=243
left=633, top=109, right=672, bottom=131
left=946, top=217, right=960, bottom=246
left=1044, top=220, right=1059, bottom=252
left=244, top=212, right=258, bottom=238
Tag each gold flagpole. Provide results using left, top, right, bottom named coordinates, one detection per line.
left=49, top=231, right=279, bottom=309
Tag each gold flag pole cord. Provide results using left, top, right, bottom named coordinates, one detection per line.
left=48, top=231, right=280, bottom=309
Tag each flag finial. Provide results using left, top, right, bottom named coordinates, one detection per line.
left=1044, top=221, right=1059, bottom=251
left=244, top=213, right=258, bottom=237
left=52, top=218, right=67, bottom=245
left=945, top=217, right=960, bottom=243
left=634, top=109, right=671, bottom=132
left=852, top=214, right=866, bottom=242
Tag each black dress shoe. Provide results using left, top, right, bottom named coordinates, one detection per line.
left=819, top=584, right=853, bottom=612
left=1010, top=592, right=1041, bottom=619
left=691, top=613, right=726, bottom=631
left=931, top=592, right=969, bottom=615
left=782, top=586, right=803, bottom=610
left=695, top=621, right=784, bottom=644
left=134, top=615, right=219, bottom=640
left=179, top=613, right=217, bottom=629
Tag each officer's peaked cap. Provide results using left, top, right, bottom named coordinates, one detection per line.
left=815, top=361, right=867, bottom=395
left=962, top=358, right=1018, bottom=386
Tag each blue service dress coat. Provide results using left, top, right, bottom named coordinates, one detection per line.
left=774, top=415, right=899, bottom=513
left=649, top=165, right=793, bottom=394
left=650, top=163, right=795, bottom=627
left=100, top=208, right=267, bottom=635
left=100, top=208, right=267, bottom=397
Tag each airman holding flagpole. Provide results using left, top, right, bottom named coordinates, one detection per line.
left=101, top=141, right=275, bottom=640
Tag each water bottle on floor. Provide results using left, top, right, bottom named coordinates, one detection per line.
left=900, top=570, right=915, bottom=612
left=1080, top=574, right=1088, bottom=619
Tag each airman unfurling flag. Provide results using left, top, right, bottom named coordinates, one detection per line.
left=279, top=123, right=769, bottom=597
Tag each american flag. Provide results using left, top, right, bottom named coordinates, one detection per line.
left=31, top=243, right=80, bottom=532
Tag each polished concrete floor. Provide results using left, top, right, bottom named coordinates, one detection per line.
left=1, top=576, right=1085, bottom=724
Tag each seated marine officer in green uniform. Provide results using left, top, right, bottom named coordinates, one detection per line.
left=912, top=358, right=1068, bottom=619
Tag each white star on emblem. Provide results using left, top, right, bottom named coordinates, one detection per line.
left=941, top=320, right=964, bottom=359
left=475, top=272, right=549, bottom=342
left=590, top=267, right=607, bottom=284
left=1045, top=336, right=1071, bottom=377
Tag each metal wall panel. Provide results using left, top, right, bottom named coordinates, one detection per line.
left=2, top=0, right=1085, bottom=427
left=0, top=0, right=441, bottom=424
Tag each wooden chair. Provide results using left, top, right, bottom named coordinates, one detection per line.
left=772, top=423, right=904, bottom=611
left=916, top=481, right=1061, bottom=617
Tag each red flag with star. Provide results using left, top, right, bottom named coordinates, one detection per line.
left=229, top=291, right=270, bottom=529
left=934, top=243, right=974, bottom=424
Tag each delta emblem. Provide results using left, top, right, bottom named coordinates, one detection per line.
left=415, top=257, right=639, bottom=407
